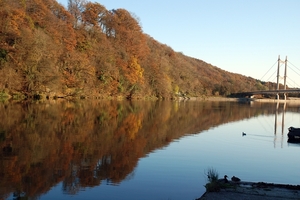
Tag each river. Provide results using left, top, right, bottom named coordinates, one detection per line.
left=0, top=100, right=300, bottom=200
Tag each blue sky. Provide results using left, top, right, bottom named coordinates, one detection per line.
left=57, top=0, right=300, bottom=87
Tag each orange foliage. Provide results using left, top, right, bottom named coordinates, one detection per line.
left=0, top=0, right=268, bottom=100
left=82, top=2, right=106, bottom=29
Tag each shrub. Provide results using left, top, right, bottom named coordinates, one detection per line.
left=204, top=167, right=220, bottom=192
left=205, top=167, right=219, bottom=183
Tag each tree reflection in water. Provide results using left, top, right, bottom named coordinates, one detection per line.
left=0, top=100, right=294, bottom=199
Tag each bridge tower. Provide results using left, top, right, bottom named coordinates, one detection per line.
left=284, top=56, right=287, bottom=100
left=276, top=55, right=287, bottom=100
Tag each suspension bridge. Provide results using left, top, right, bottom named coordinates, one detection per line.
left=233, top=55, right=300, bottom=100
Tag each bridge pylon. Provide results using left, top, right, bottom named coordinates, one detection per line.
left=276, top=55, right=287, bottom=100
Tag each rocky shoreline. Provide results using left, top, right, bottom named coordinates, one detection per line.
left=197, top=181, right=300, bottom=200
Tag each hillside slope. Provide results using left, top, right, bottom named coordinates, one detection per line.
left=0, top=0, right=269, bottom=100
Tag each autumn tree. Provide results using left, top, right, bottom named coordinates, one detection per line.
left=19, top=29, right=60, bottom=94
left=104, top=9, right=149, bottom=98
left=82, top=2, right=107, bottom=31
left=68, top=0, right=86, bottom=28
left=0, top=0, right=27, bottom=91
left=21, top=0, right=77, bottom=95
left=106, top=9, right=148, bottom=60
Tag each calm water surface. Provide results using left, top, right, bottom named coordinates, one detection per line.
left=1, top=100, right=300, bottom=200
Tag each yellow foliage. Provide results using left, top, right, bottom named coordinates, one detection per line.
left=174, top=85, right=179, bottom=94
left=126, top=56, right=144, bottom=84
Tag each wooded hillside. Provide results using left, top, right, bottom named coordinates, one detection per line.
left=0, top=0, right=270, bottom=100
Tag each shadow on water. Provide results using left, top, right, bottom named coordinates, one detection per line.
left=0, top=100, right=299, bottom=199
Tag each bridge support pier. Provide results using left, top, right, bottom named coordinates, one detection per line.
left=284, top=93, right=286, bottom=101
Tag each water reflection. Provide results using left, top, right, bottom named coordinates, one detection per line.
left=274, top=102, right=286, bottom=148
left=0, top=100, right=299, bottom=199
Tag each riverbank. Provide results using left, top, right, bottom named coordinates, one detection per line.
left=197, top=181, right=300, bottom=200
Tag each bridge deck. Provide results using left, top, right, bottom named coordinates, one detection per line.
left=234, top=89, right=300, bottom=96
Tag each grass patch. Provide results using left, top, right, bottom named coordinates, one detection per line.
left=204, top=167, right=221, bottom=192
left=204, top=167, right=233, bottom=192
left=205, top=167, right=219, bottom=183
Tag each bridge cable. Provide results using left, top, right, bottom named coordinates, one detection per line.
left=266, top=69, right=277, bottom=82
left=286, top=61, right=300, bottom=88
left=287, top=65, right=300, bottom=77
left=260, top=60, right=278, bottom=81
left=286, top=77, right=300, bottom=88
left=287, top=61, right=300, bottom=72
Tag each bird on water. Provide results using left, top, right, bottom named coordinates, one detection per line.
left=231, top=176, right=241, bottom=182
left=242, top=132, right=246, bottom=136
